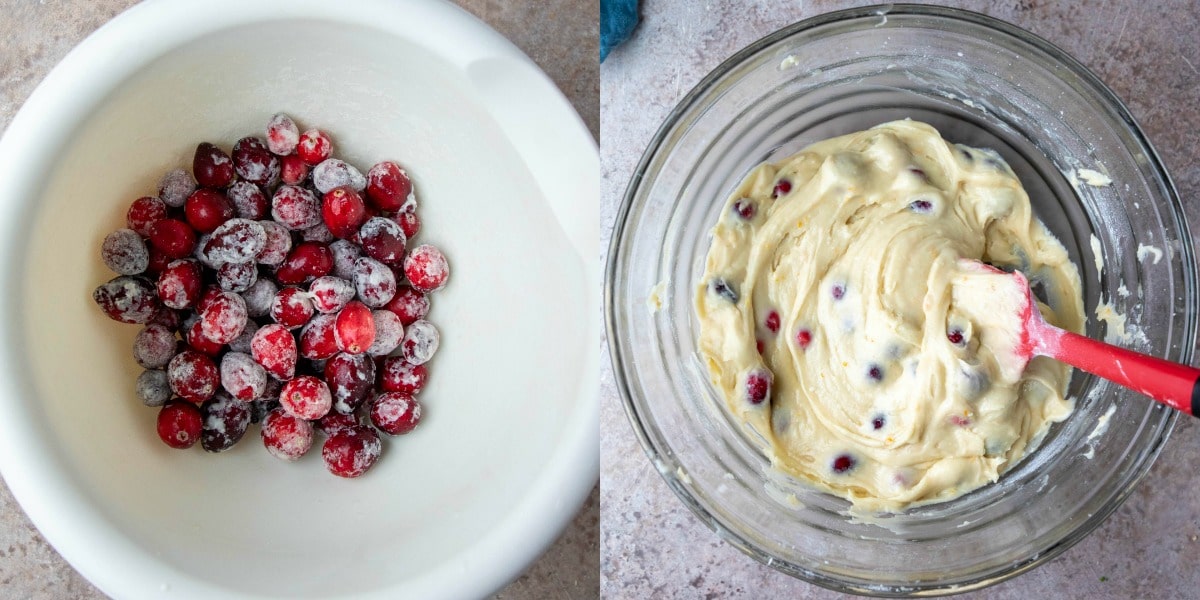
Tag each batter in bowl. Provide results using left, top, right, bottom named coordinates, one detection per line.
left=695, top=121, right=1084, bottom=511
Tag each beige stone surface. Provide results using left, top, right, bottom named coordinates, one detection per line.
left=0, top=0, right=598, bottom=598
left=601, top=0, right=1200, bottom=598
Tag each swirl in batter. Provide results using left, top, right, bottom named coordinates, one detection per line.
left=695, top=121, right=1084, bottom=511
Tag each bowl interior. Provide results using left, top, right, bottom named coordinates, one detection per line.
left=11, top=8, right=596, bottom=599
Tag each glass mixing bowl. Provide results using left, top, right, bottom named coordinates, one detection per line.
left=605, top=4, right=1196, bottom=596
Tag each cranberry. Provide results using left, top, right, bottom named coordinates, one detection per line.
left=764, top=311, right=780, bottom=334
left=352, top=256, right=397, bottom=307
left=394, top=211, right=420, bottom=239
left=831, top=283, right=845, bottom=300
left=185, top=189, right=235, bottom=233
left=146, top=246, right=171, bottom=275
left=949, top=414, right=972, bottom=427
left=383, top=285, right=430, bottom=325
left=199, top=392, right=252, bottom=453
left=271, top=185, right=322, bottom=230
left=265, top=113, right=300, bottom=155
left=380, top=357, right=427, bottom=394
left=149, top=306, right=182, bottom=331
left=315, top=411, right=358, bottom=436
left=216, top=261, right=257, bottom=293
left=186, top=320, right=224, bottom=356
left=312, top=159, right=366, bottom=194
left=796, top=328, right=813, bottom=349
left=206, top=219, right=268, bottom=265
left=872, top=415, right=886, bottom=430
left=280, top=375, right=332, bottom=420
left=832, top=454, right=856, bottom=473
left=251, top=397, right=282, bottom=424
left=732, top=199, right=755, bottom=219
left=370, top=392, right=421, bottom=436
left=157, top=400, right=203, bottom=449
left=127, top=196, right=168, bottom=236
left=220, top=352, right=268, bottom=401
left=101, top=228, right=149, bottom=275
left=158, top=168, right=197, bottom=208
left=400, top=319, right=439, bottom=365
left=402, top=244, right=449, bottom=293
left=193, top=142, right=235, bottom=188
left=297, top=129, right=332, bottom=165
left=302, top=222, right=335, bottom=243
left=308, top=276, right=355, bottom=313
left=261, top=408, right=314, bottom=461
left=366, top=310, right=404, bottom=356
left=229, top=320, right=259, bottom=354
left=167, top=350, right=219, bottom=403
left=909, top=199, right=933, bottom=213
left=299, top=313, right=338, bottom=359
left=226, top=181, right=268, bottom=219
left=744, top=369, right=771, bottom=405
left=271, top=286, right=315, bottom=329
left=279, top=154, right=309, bottom=185
left=322, top=425, right=381, bottom=478
left=133, top=324, right=176, bottom=369
left=772, top=179, right=792, bottom=198
left=199, top=290, right=248, bottom=344
left=276, top=241, right=332, bottom=285
left=93, top=276, right=160, bottom=324
left=251, top=323, right=298, bottom=380
left=359, top=217, right=406, bottom=266
left=256, top=220, right=292, bottom=266
left=321, top=186, right=368, bottom=239
left=755, top=339, right=765, bottom=354
left=232, top=136, right=280, bottom=186
left=148, top=219, right=197, bottom=260
left=709, top=278, right=738, bottom=303
left=136, top=369, right=171, bottom=407
left=334, top=301, right=375, bottom=354
left=948, top=328, right=964, bottom=345
left=241, top=278, right=278, bottom=318
left=329, top=239, right=361, bottom=280
left=867, top=364, right=884, bottom=382
left=365, top=161, right=413, bottom=212
left=324, top=351, right=375, bottom=414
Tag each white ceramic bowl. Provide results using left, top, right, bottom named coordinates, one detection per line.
left=0, top=0, right=599, bottom=598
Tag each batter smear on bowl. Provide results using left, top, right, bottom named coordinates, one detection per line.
left=695, top=121, right=1085, bottom=510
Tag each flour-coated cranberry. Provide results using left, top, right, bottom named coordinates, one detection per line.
left=191, top=232, right=219, bottom=270
left=299, top=313, right=338, bottom=360
left=383, top=285, right=430, bottom=325
left=200, top=392, right=251, bottom=453
left=93, top=276, right=160, bottom=324
left=370, top=392, right=421, bottom=436
left=380, top=357, right=427, bottom=394
left=256, top=220, right=291, bottom=267
left=101, top=228, right=149, bottom=275
left=167, top=349, right=219, bottom=403
left=127, top=196, right=168, bottom=236
left=251, top=397, right=281, bottom=424
left=185, top=189, right=235, bottom=233
left=220, top=352, right=267, bottom=401
left=352, top=256, right=396, bottom=307
left=271, top=185, right=322, bottom=230
left=312, top=159, right=366, bottom=194
left=232, top=136, right=280, bottom=186
left=333, top=301, right=375, bottom=354
left=275, top=241, right=332, bottom=285
left=186, top=320, right=224, bottom=356
left=265, top=113, right=300, bottom=155
left=297, top=129, right=332, bottom=165
left=321, top=186, right=367, bottom=238
left=241, top=278, right=277, bottom=318
left=402, top=244, right=449, bottom=293
left=315, top=411, right=358, bottom=435
left=302, top=222, right=335, bottom=243
left=732, top=199, right=755, bottom=220
left=148, top=219, right=197, bottom=260
left=133, top=323, right=176, bottom=369
left=744, top=368, right=772, bottom=405
left=367, top=310, right=403, bottom=356
left=308, top=276, right=355, bottom=313
left=394, top=211, right=420, bottom=239
left=199, top=290, right=247, bottom=344
left=400, top=319, right=439, bottom=365
left=216, top=261, right=257, bottom=293
left=193, top=142, right=235, bottom=188
left=158, top=168, right=197, bottom=208
left=157, top=400, right=203, bottom=449
left=279, top=154, right=309, bottom=185
left=359, top=217, right=406, bottom=266
left=325, top=351, right=375, bottom=414
left=149, top=306, right=182, bottom=332
left=261, top=407, right=314, bottom=461
left=207, top=217, right=268, bottom=263
left=329, top=239, right=361, bottom=280
left=136, top=369, right=171, bottom=407
left=146, top=246, right=171, bottom=276
left=251, top=323, right=297, bottom=380
left=226, top=181, right=268, bottom=219
left=322, top=425, right=381, bottom=478
left=365, top=161, right=412, bottom=212
left=229, top=320, right=258, bottom=354
left=280, top=375, right=332, bottom=420
left=271, top=286, right=315, bottom=329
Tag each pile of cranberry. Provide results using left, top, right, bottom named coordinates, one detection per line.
left=92, top=113, right=449, bottom=478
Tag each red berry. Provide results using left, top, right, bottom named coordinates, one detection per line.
left=296, top=129, right=332, bottom=165
left=185, top=189, right=235, bottom=233
left=158, top=168, right=196, bottom=208
left=200, top=393, right=252, bottom=453
left=400, top=319, right=440, bottom=365
left=93, top=276, right=160, bottom=324
left=203, top=217, right=267, bottom=264
left=271, top=286, right=315, bottom=329
left=334, top=301, right=375, bottom=354
left=101, top=228, right=149, bottom=275
left=329, top=239, right=361, bottom=280
left=133, top=324, right=176, bottom=369
left=383, top=285, right=430, bottom=325
left=948, top=328, right=964, bottom=345
left=380, top=357, right=427, bottom=394
left=732, top=199, right=755, bottom=220
left=832, top=454, right=856, bottom=473
left=315, top=411, right=358, bottom=436
left=275, top=241, right=332, bottom=285
left=251, top=323, right=298, bottom=380
left=148, top=219, right=197, bottom=260
left=186, top=320, right=224, bottom=356
left=359, top=217, right=406, bottom=266
left=367, top=310, right=403, bottom=356
left=402, top=244, right=449, bottom=293
left=280, top=375, right=332, bottom=420
left=394, top=211, right=420, bottom=239
left=149, top=306, right=182, bottom=331
left=227, top=181, right=268, bottom=219
left=241, top=278, right=278, bottom=318
left=216, top=261, right=258, bottom=293
left=167, top=349, right=219, bottom=403
left=265, top=113, right=300, bottom=155
left=321, top=186, right=367, bottom=239
left=155, top=260, right=200, bottom=311
left=313, top=159, right=366, bottom=194
left=744, top=369, right=772, bottom=405
left=146, top=246, right=172, bottom=275
left=365, top=161, right=412, bottom=212
left=127, top=196, right=168, bottom=236
left=302, top=222, right=335, bottom=243
left=772, top=179, right=792, bottom=199
left=764, top=311, right=780, bottom=334
left=157, top=400, right=202, bottom=449
left=797, top=328, right=813, bottom=349
left=352, top=256, right=396, bottom=307
left=309, top=276, right=355, bottom=313
left=220, top=352, right=267, bottom=401
left=370, top=392, right=421, bottom=436
left=256, top=220, right=292, bottom=267
left=232, top=136, right=280, bottom=186
left=196, top=286, right=224, bottom=313
left=279, top=154, right=309, bottom=185
left=321, top=425, right=381, bottom=478
left=324, top=352, right=375, bottom=414
left=199, top=290, right=248, bottom=344
left=193, top=142, right=235, bottom=188
left=299, top=313, right=338, bottom=359
left=261, top=408, right=314, bottom=461
left=271, top=185, right=322, bottom=230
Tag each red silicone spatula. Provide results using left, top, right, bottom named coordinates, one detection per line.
left=959, top=260, right=1200, bottom=416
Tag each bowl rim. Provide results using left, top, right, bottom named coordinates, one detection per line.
left=0, top=0, right=599, bottom=598
left=604, top=3, right=1193, bottom=595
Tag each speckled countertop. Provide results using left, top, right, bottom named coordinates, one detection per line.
left=0, top=0, right=597, bottom=598
left=602, top=1, right=1200, bottom=598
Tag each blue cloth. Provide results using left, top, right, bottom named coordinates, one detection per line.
left=600, top=0, right=639, bottom=62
